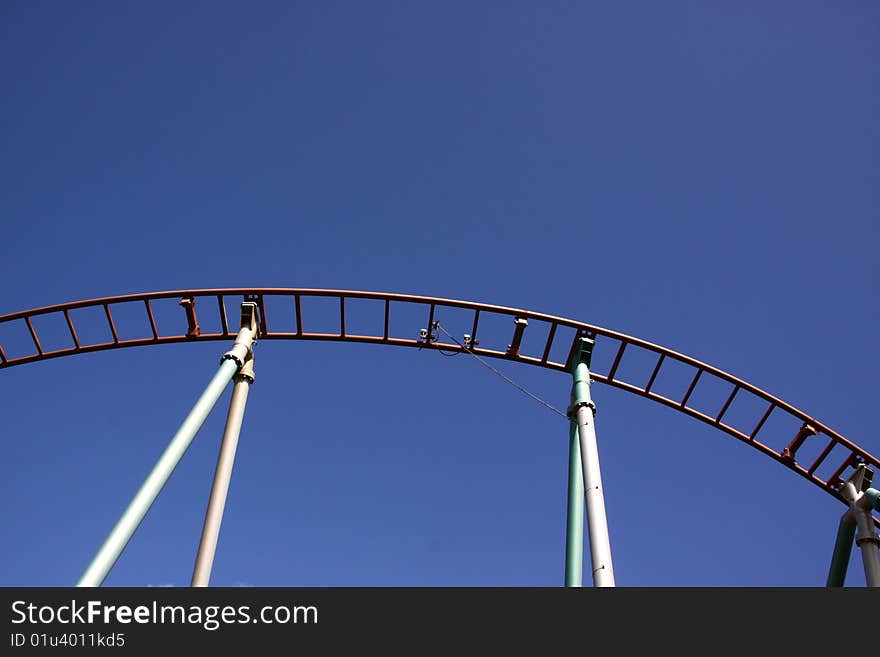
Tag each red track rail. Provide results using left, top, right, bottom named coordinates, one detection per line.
left=1, top=288, right=877, bottom=525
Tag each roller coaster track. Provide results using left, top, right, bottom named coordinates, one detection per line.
left=1, top=288, right=877, bottom=527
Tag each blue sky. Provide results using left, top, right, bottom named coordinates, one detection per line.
left=1, top=1, right=877, bottom=586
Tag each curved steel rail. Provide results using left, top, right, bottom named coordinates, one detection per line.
left=1, top=288, right=877, bottom=526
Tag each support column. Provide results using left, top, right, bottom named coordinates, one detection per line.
left=191, top=353, right=255, bottom=587
left=829, top=465, right=880, bottom=587
left=846, top=475, right=880, bottom=587
left=852, top=502, right=880, bottom=587
left=826, top=515, right=856, bottom=587
left=569, top=336, right=615, bottom=587
left=77, top=302, right=259, bottom=587
left=564, top=419, right=585, bottom=587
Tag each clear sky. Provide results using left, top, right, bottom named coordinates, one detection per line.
left=1, top=1, right=877, bottom=586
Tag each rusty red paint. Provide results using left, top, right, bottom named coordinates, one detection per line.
left=541, top=322, right=557, bottom=364
left=25, top=316, right=43, bottom=355
left=217, top=296, right=229, bottom=336
left=808, top=439, right=837, bottom=476
left=64, top=309, right=81, bottom=348
left=781, top=423, right=818, bottom=462
left=103, top=304, right=120, bottom=344
left=144, top=299, right=159, bottom=340
left=178, top=297, right=200, bottom=338
left=0, top=287, right=875, bottom=524
left=606, top=341, right=627, bottom=382
left=715, top=385, right=739, bottom=423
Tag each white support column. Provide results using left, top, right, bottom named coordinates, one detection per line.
left=191, top=353, right=255, bottom=587
left=569, top=336, right=615, bottom=587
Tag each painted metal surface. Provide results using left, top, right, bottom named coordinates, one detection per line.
left=827, top=465, right=880, bottom=587
left=841, top=480, right=880, bottom=587
left=570, top=338, right=615, bottom=587
left=826, top=516, right=857, bottom=587
left=191, top=359, right=254, bottom=587
left=76, top=357, right=241, bottom=587
left=564, top=421, right=584, bottom=587
left=1, top=288, right=877, bottom=526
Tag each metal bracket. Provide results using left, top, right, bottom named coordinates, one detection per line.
left=419, top=323, right=438, bottom=345
left=237, top=352, right=256, bottom=384
left=848, top=463, right=874, bottom=494
left=239, top=301, right=259, bottom=337
left=179, top=297, right=200, bottom=338
left=781, top=422, right=818, bottom=463
left=222, top=302, right=260, bottom=368
left=506, top=317, right=528, bottom=357
left=567, top=399, right=597, bottom=419
left=571, top=335, right=595, bottom=370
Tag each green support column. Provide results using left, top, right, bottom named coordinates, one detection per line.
left=564, top=420, right=585, bottom=587
left=77, top=302, right=259, bottom=587
left=826, top=516, right=856, bottom=587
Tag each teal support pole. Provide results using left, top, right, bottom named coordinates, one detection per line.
left=864, top=488, right=880, bottom=512
left=564, top=420, right=585, bottom=587
left=570, top=336, right=615, bottom=587
left=826, top=516, right=857, bottom=587
left=77, top=303, right=258, bottom=587
left=77, top=358, right=240, bottom=587
left=828, top=466, right=880, bottom=587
